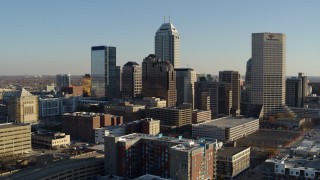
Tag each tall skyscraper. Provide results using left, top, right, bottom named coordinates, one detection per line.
left=91, top=46, right=116, bottom=100
left=250, top=33, right=286, bottom=116
left=194, top=80, right=231, bottom=118
left=121, top=61, right=142, bottom=99
left=286, top=73, right=309, bottom=107
left=175, top=68, right=196, bottom=108
left=56, top=74, right=71, bottom=91
left=155, top=21, right=180, bottom=68
left=115, top=66, right=122, bottom=98
left=142, top=54, right=177, bottom=107
left=286, top=77, right=302, bottom=107
left=219, top=71, right=240, bottom=115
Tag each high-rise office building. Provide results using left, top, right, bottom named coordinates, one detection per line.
left=91, top=46, right=116, bottom=100
left=115, top=66, right=122, bottom=98
left=194, top=80, right=231, bottom=118
left=142, top=54, right=177, bottom=107
left=286, top=73, right=309, bottom=107
left=82, top=74, right=91, bottom=97
left=219, top=71, right=240, bottom=115
left=241, top=58, right=252, bottom=116
left=155, top=21, right=180, bottom=68
left=56, top=74, right=71, bottom=91
left=250, top=33, right=286, bottom=116
left=122, top=61, right=142, bottom=99
left=286, top=78, right=302, bottom=108
left=175, top=68, right=196, bottom=108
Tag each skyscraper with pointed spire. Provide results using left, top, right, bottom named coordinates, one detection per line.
left=155, top=18, right=180, bottom=68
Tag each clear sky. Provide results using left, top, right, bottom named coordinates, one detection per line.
left=0, top=0, right=319, bottom=76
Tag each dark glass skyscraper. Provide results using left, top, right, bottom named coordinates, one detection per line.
left=91, top=46, right=116, bottom=100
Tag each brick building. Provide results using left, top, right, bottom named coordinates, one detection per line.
left=62, top=112, right=122, bottom=142
left=105, top=133, right=218, bottom=179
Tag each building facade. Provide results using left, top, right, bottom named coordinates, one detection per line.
left=194, top=81, right=231, bottom=118
left=32, top=132, right=70, bottom=149
left=250, top=33, right=286, bottom=116
left=82, top=74, right=91, bottom=97
left=91, top=46, right=116, bottom=100
left=56, top=74, right=71, bottom=92
left=115, top=66, right=122, bottom=98
left=192, top=117, right=259, bottom=142
left=122, top=61, right=142, bottom=99
left=142, top=54, right=177, bottom=107
left=192, top=109, right=211, bottom=124
left=62, top=112, right=122, bottom=142
left=146, top=105, right=192, bottom=132
left=8, top=88, right=39, bottom=124
left=219, top=70, right=240, bottom=115
left=0, top=124, right=31, bottom=157
left=105, top=133, right=217, bottom=180
left=105, top=102, right=145, bottom=123
left=155, top=22, right=180, bottom=68
left=217, top=147, right=251, bottom=179
left=175, top=68, right=196, bottom=108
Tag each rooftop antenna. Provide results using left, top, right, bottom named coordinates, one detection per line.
left=169, top=9, right=171, bottom=23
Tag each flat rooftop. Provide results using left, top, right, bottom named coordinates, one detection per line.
left=0, top=123, right=30, bottom=130
left=194, top=117, right=258, bottom=128
left=116, top=133, right=216, bottom=152
left=217, top=147, right=249, bottom=157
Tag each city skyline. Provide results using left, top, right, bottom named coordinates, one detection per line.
left=0, top=1, right=319, bottom=76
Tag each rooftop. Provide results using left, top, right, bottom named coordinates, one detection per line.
left=116, top=133, right=216, bottom=152
left=156, top=23, right=178, bottom=33
left=0, top=123, right=30, bottom=130
left=193, top=117, right=258, bottom=128
left=217, top=147, right=250, bottom=157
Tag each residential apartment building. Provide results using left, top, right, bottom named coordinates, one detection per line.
left=105, top=133, right=218, bottom=179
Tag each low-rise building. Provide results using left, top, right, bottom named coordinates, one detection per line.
left=291, top=140, right=320, bottom=157
left=265, top=156, right=320, bottom=179
left=146, top=105, right=192, bottom=133
left=31, top=132, right=70, bottom=149
left=192, top=117, right=259, bottom=142
left=95, top=125, right=127, bottom=143
left=62, top=112, right=123, bottom=142
left=192, top=109, right=211, bottom=124
left=105, top=102, right=145, bottom=123
left=0, top=123, right=31, bottom=157
left=134, top=97, right=167, bottom=108
left=217, top=147, right=250, bottom=179
left=95, top=118, right=160, bottom=143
